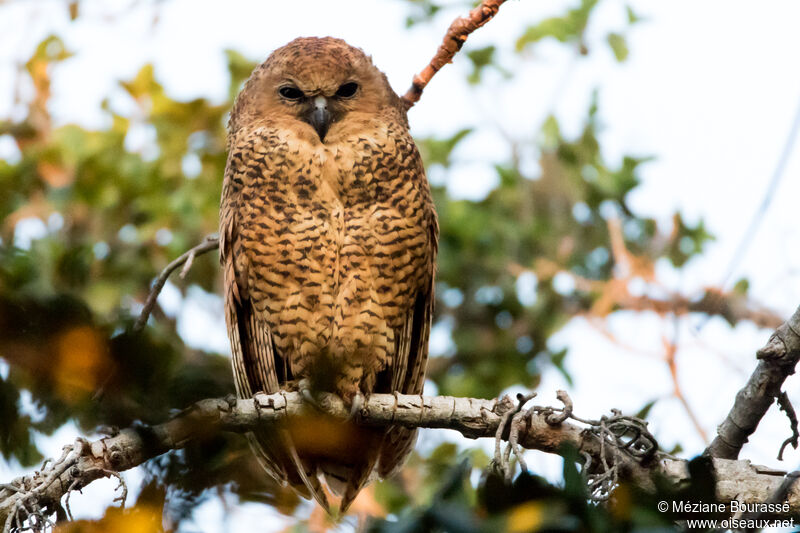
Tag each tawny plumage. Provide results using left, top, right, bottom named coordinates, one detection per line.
left=219, top=37, right=438, bottom=511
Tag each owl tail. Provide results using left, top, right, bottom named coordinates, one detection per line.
left=317, top=425, right=386, bottom=513
left=377, top=426, right=419, bottom=478
left=251, top=418, right=413, bottom=514
left=253, top=417, right=386, bottom=514
left=247, top=428, right=331, bottom=513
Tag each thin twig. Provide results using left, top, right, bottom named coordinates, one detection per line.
left=664, top=325, right=708, bottom=443
left=512, top=259, right=785, bottom=331
left=720, top=91, right=800, bottom=288
left=545, top=390, right=573, bottom=425
left=777, top=392, right=799, bottom=461
left=503, top=393, right=536, bottom=481
left=62, top=480, right=80, bottom=522
left=493, top=401, right=516, bottom=476
left=401, top=0, right=509, bottom=107
left=132, top=234, right=219, bottom=333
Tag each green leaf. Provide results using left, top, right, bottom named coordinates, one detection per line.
left=732, top=278, right=750, bottom=295
left=404, top=0, right=441, bottom=27
left=561, top=446, right=587, bottom=499
left=667, top=214, right=714, bottom=267
left=516, top=0, right=599, bottom=51
left=416, top=128, right=473, bottom=168
left=28, top=34, right=73, bottom=66
left=516, top=17, right=575, bottom=49
left=541, top=115, right=561, bottom=148
left=224, top=49, right=257, bottom=102
left=626, top=5, right=641, bottom=24
left=607, top=32, right=629, bottom=62
left=550, top=348, right=573, bottom=386
left=635, top=399, right=657, bottom=420
left=466, top=45, right=497, bottom=84
left=667, top=443, right=684, bottom=455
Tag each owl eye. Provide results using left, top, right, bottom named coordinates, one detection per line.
left=335, top=82, right=359, bottom=98
left=279, top=86, right=304, bottom=100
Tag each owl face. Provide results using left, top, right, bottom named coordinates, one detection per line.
left=274, top=77, right=361, bottom=142
left=234, top=37, right=395, bottom=143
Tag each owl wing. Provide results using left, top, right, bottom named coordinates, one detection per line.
left=377, top=153, right=439, bottom=480
left=220, top=141, right=330, bottom=511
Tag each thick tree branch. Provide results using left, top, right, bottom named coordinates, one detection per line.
left=706, top=304, right=800, bottom=459
left=401, top=0, right=509, bottom=107
left=3, top=392, right=800, bottom=530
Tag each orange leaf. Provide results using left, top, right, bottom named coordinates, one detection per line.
left=38, top=161, right=74, bottom=188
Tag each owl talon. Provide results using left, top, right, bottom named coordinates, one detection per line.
left=298, top=379, right=325, bottom=411
left=348, top=392, right=365, bottom=421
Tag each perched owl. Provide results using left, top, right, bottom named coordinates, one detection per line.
left=219, top=37, right=438, bottom=511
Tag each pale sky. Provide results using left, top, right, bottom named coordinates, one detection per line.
left=2, top=1, right=800, bottom=531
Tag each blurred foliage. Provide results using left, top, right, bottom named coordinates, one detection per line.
left=465, top=46, right=511, bottom=84
left=368, top=446, right=683, bottom=532
left=516, top=0, right=599, bottom=51
left=404, top=0, right=446, bottom=28
left=418, top=90, right=710, bottom=399
left=0, top=0, right=726, bottom=530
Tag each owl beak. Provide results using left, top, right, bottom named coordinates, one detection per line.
left=308, top=96, right=332, bottom=141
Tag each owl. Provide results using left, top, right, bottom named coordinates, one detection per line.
left=219, top=37, right=438, bottom=511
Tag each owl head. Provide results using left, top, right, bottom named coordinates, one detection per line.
left=229, top=37, right=404, bottom=143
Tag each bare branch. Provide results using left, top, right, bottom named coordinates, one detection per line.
left=706, top=304, right=800, bottom=459
left=622, top=291, right=783, bottom=330
left=401, top=0, right=509, bottom=108
left=776, top=392, right=799, bottom=461
left=663, top=331, right=708, bottom=443
left=132, top=234, right=219, bottom=333
left=515, top=260, right=785, bottom=331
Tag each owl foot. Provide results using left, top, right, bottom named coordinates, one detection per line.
left=97, top=425, right=120, bottom=437
left=297, top=379, right=365, bottom=422
left=491, top=392, right=536, bottom=483
left=298, top=378, right=325, bottom=411
left=223, top=393, right=238, bottom=410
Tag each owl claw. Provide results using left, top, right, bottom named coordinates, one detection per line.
left=348, top=392, right=365, bottom=421
left=298, top=379, right=325, bottom=411
left=297, top=379, right=366, bottom=421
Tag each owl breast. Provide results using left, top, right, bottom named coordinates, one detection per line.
left=237, top=123, right=432, bottom=399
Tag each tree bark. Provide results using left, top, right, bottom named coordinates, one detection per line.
left=706, top=305, right=800, bottom=458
